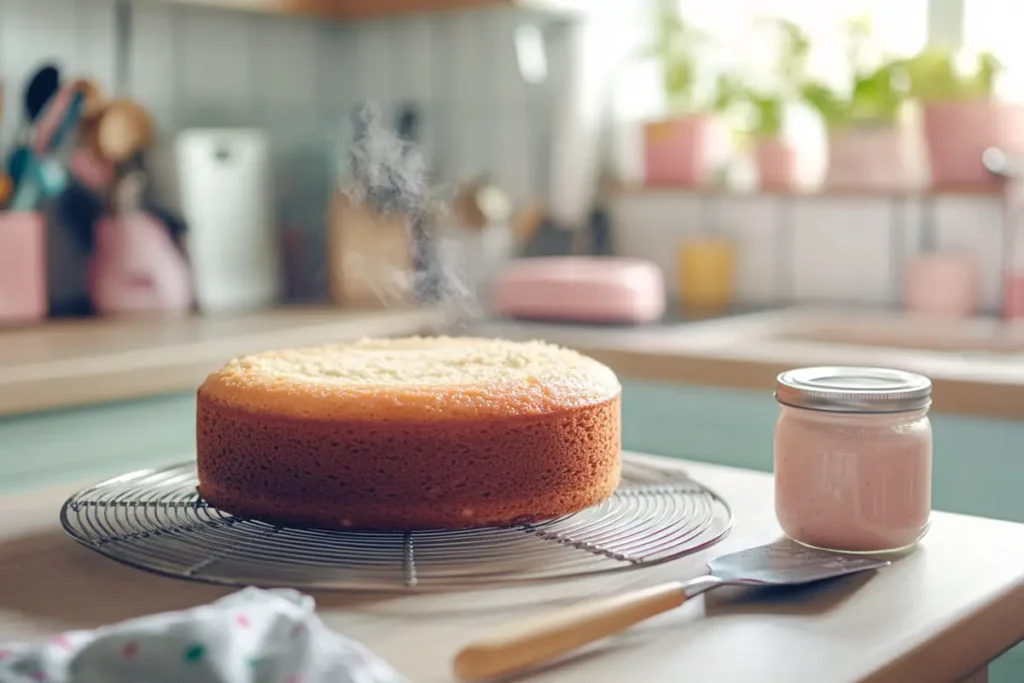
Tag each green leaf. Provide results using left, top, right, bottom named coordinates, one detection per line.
left=905, top=47, right=1000, bottom=102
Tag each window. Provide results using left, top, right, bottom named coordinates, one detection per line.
left=964, top=0, right=1024, bottom=101
left=608, top=1, right=930, bottom=184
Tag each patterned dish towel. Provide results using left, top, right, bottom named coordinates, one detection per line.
left=0, top=587, right=407, bottom=683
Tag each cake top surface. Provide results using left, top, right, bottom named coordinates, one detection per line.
left=199, top=336, right=620, bottom=421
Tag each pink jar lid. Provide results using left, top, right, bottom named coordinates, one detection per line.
left=775, top=366, right=932, bottom=413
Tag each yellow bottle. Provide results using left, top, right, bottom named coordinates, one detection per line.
left=678, top=236, right=735, bottom=315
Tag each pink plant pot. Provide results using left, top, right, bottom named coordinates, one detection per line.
left=826, top=126, right=917, bottom=191
left=0, top=212, right=48, bottom=324
left=755, top=138, right=798, bottom=192
left=643, top=115, right=712, bottom=187
left=905, top=252, right=978, bottom=317
left=923, top=101, right=1024, bottom=190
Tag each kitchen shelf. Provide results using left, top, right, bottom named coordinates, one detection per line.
left=140, top=0, right=587, bottom=20
left=0, top=306, right=448, bottom=418
left=618, top=183, right=1006, bottom=200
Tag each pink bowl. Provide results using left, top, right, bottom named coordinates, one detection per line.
left=494, top=257, right=666, bottom=324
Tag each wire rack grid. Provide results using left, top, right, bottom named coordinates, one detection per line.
left=60, top=455, right=733, bottom=592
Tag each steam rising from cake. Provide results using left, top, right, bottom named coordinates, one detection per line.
left=348, top=101, right=434, bottom=217
left=340, top=101, right=479, bottom=324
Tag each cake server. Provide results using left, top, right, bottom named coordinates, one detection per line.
left=453, top=540, right=890, bottom=681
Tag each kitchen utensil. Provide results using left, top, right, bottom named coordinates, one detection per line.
left=453, top=541, right=890, bottom=681
left=9, top=89, right=88, bottom=211
left=175, top=128, right=280, bottom=313
left=95, top=98, right=154, bottom=163
left=71, top=77, right=105, bottom=120
left=68, top=149, right=115, bottom=191
left=453, top=178, right=512, bottom=233
left=0, top=173, right=13, bottom=206
left=9, top=153, right=42, bottom=212
left=7, top=64, right=61, bottom=184
left=34, top=84, right=86, bottom=154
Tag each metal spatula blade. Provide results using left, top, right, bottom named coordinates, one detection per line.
left=705, top=540, right=891, bottom=588
left=454, top=541, right=891, bottom=681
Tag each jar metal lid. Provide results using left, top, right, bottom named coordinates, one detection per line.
left=775, top=366, right=932, bottom=413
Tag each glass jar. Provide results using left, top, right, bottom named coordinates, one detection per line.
left=774, top=366, right=933, bottom=553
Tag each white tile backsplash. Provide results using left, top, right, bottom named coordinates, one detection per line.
left=0, top=0, right=566, bottom=301
left=9, top=0, right=990, bottom=314
left=612, top=192, right=1009, bottom=313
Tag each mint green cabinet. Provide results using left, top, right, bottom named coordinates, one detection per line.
left=621, top=381, right=1024, bottom=525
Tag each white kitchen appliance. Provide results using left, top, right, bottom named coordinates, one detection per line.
left=175, top=128, right=281, bottom=314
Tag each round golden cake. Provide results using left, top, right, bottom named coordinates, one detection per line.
left=196, top=336, right=622, bottom=530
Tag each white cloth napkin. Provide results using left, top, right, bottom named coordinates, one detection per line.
left=0, top=587, right=407, bottom=683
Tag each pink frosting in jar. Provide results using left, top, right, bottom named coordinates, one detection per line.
left=773, top=367, right=933, bottom=553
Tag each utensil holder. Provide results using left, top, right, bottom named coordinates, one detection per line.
left=905, top=252, right=978, bottom=317
left=678, top=236, right=735, bottom=314
left=0, top=211, right=48, bottom=324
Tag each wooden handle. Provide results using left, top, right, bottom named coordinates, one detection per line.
left=453, top=582, right=687, bottom=681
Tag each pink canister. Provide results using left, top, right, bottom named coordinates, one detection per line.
left=0, top=211, right=48, bottom=324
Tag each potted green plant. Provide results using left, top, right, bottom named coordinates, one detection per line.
left=642, top=6, right=730, bottom=187
left=737, top=19, right=809, bottom=191
left=801, top=15, right=916, bottom=190
left=906, top=48, right=1023, bottom=189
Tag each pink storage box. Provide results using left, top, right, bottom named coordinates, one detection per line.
left=0, top=212, right=48, bottom=324
left=493, top=257, right=666, bottom=324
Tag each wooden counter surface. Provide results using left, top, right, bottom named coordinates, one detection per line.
left=0, top=307, right=447, bottom=417
left=473, top=308, right=1024, bottom=421
left=0, top=453, right=1021, bottom=682
left=6, top=305, right=1024, bottom=421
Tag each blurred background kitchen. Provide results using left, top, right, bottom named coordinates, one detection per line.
left=4, top=0, right=1024, bottom=676
left=5, top=0, right=1024, bottom=322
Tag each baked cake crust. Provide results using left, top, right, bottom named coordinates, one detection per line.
left=196, top=337, right=622, bottom=530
